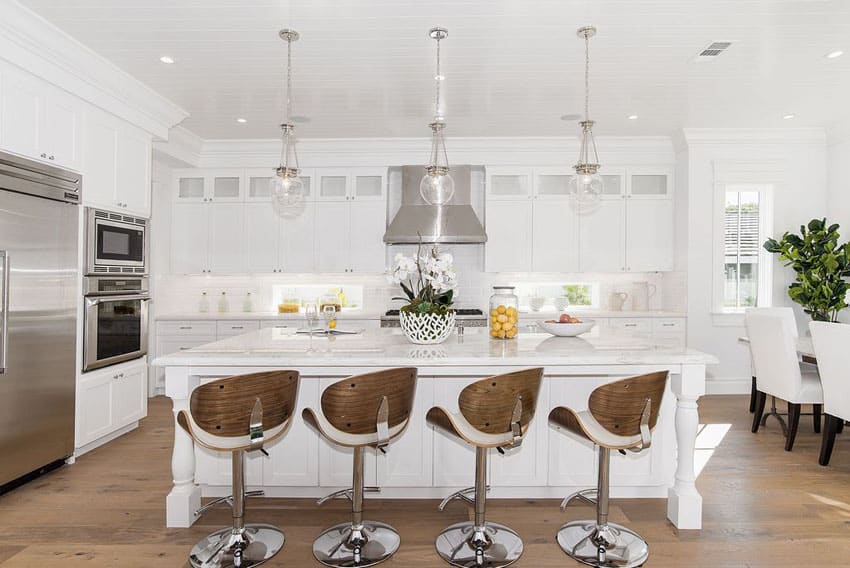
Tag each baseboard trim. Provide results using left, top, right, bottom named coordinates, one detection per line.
left=706, top=376, right=751, bottom=395
left=74, top=422, right=139, bottom=457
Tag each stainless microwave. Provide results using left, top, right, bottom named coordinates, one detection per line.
left=86, top=208, right=148, bottom=275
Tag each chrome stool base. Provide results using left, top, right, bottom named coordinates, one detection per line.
left=189, top=524, right=285, bottom=568
left=312, top=521, right=401, bottom=567
left=435, top=521, right=523, bottom=568
left=556, top=520, right=648, bottom=568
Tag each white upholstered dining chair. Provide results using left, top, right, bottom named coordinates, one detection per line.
left=809, top=321, right=850, bottom=466
left=745, top=307, right=802, bottom=413
left=745, top=311, right=823, bottom=451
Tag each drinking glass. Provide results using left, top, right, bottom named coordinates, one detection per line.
left=304, top=302, right=318, bottom=334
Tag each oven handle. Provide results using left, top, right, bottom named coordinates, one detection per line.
left=0, top=251, right=9, bottom=374
left=85, top=294, right=151, bottom=306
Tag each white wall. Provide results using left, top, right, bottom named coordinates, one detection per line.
left=826, top=121, right=850, bottom=323
left=683, top=130, right=828, bottom=392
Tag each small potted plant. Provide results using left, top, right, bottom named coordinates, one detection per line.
left=388, top=243, right=457, bottom=344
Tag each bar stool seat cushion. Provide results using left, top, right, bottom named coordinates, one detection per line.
left=178, top=407, right=291, bottom=452
left=302, top=407, right=408, bottom=448
left=549, top=407, right=644, bottom=451
left=759, top=370, right=823, bottom=405
left=426, top=406, right=522, bottom=449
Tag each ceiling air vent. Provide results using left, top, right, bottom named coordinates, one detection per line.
left=697, top=41, right=732, bottom=58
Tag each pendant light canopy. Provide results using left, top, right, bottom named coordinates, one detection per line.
left=570, top=25, right=604, bottom=210
left=271, top=29, right=304, bottom=209
left=420, top=27, right=455, bottom=206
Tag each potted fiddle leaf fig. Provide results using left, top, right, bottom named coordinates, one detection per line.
left=763, top=218, right=850, bottom=322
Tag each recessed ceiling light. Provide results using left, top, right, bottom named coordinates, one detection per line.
left=236, top=118, right=247, bottom=123
left=627, top=114, right=638, bottom=120
left=560, top=114, right=581, bottom=121
left=783, top=113, right=796, bottom=120
left=826, top=50, right=844, bottom=59
left=159, top=55, right=175, bottom=64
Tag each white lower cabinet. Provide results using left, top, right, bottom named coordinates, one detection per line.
left=76, top=358, right=148, bottom=450
left=547, top=377, right=601, bottom=487
left=318, top=377, right=378, bottom=487
left=432, top=377, right=486, bottom=487
left=377, top=380, right=434, bottom=487
left=490, top=379, right=550, bottom=487
left=263, top=380, right=320, bottom=486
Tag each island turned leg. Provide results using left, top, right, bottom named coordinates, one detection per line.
left=667, top=364, right=705, bottom=530
left=165, top=368, right=201, bottom=528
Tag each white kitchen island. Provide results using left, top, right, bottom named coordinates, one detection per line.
left=154, top=326, right=717, bottom=531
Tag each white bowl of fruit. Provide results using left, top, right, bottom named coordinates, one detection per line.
left=538, top=313, right=595, bottom=337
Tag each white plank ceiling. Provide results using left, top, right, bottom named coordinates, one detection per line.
left=20, top=0, right=850, bottom=139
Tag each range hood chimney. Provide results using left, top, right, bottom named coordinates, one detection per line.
left=383, top=165, right=487, bottom=244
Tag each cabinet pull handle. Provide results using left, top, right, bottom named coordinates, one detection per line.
left=625, top=323, right=637, bottom=327
left=179, top=347, right=190, bottom=350
left=661, top=323, right=675, bottom=327
left=178, top=326, right=192, bottom=330
left=231, top=326, right=244, bottom=329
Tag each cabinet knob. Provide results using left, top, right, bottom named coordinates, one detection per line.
left=49, top=155, right=55, bottom=160
left=40, top=153, right=47, bottom=158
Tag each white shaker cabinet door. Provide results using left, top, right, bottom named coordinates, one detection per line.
left=432, top=377, right=486, bottom=487
left=348, top=200, right=386, bottom=273
left=317, top=378, right=378, bottom=487
left=81, top=110, right=119, bottom=209
left=116, top=125, right=151, bottom=216
left=625, top=199, right=673, bottom=272
left=76, top=368, right=115, bottom=447
left=579, top=199, right=625, bottom=272
left=171, top=203, right=209, bottom=273
left=208, top=203, right=246, bottom=273
left=42, top=90, right=81, bottom=171
left=0, top=68, right=41, bottom=160
left=280, top=201, right=317, bottom=273
left=531, top=200, right=579, bottom=272
left=485, top=200, right=533, bottom=272
left=112, top=362, right=147, bottom=428
left=264, top=380, right=320, bottom=486
left=377, top=380, right=434, bottom=488
left=244, top=202, right=280, bottom=272
left=489, top=379, right=549, bottom=487
left=314, top=202, right=351, bottom=272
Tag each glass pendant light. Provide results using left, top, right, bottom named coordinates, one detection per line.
left=270, top=29, right=304, bottom=210
left=420, top=27, right=455, bottom=206
left=570, top=26, right=604, bottom=211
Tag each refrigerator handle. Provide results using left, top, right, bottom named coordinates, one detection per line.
left=0, top=251, right=8, bottom=374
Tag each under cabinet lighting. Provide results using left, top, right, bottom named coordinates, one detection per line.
left=159, top=55, right=175, bottom=64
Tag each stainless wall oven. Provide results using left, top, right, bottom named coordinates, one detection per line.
left=86, top=208, right=148, bottom=275
left=83, top=277, right=150, bottom=372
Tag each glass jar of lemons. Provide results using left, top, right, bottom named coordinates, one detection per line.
left=489, top=285, right=519, bottom=339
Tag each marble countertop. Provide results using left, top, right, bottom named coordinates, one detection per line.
left=153, top=326, right=716, bottom=368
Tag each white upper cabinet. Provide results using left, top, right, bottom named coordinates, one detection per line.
left=627, top=168, right=672, bottom=199
left=486, top=167, right=533, bottom=200
left=245, top=168, right=313, bottom=202
left=348, top=200, right=388, bottom=272
left=174, top=169, right=244, bottom=203
left=532, top=200, right=579, bottom=272
left=625, top=199, right=674, bottom=272
left=171, top=202, right=209, bottom=274
left=116, top=124, right=151, bottom=214
left=485, top=200, right=533, bottom=272
left=0, top=64, right=82, bottom=171
left=316, top=167, right=386, bottom=202
left=579, top=199, right=626, bottom=272
left=315, top=201, right=351, bottom=272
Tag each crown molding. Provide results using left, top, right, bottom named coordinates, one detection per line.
left=153, top=126, right=203, bottom=167
left=0, top=1, right=188, bottom=139
left=682, top=127, right=827, bottom=146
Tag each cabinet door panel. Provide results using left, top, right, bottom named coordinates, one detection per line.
left=281, top=202, right=316, bottom=272
left=76, top=371, right=114, bottom=447
left=314, top=202, right=351, bottom=272
left=171, top=203, right=209, bottom=273
left=532, top=201, right=579, bottom=272
left=377, top=380, right=433, bottom=487
left=82, top=111, right=119, bottom=209
left=208, top=203, right=246, bottom=273
left=579, top=199, right=625, bottom=272
left=432, top=378, right=483, bottom=487
left=626, top=200, right=673, bottom=271
left=0, top=71, right=40, bottom=159
left=317, top=378, right=377, bottom=487
left=117, top=127, right=151, bottom=215
left=113, top=364, right=147, bottom=427
left=244, top=202, right=280, bottom=272
left=485, top=200, right=532, bottom=272
left=263, top=380, right=319, bottom=486
left=490, top=380, right=549, bottom=486
left=42, top=93, right=80, bottom=169
left=348, top=201, right=386, bottom=272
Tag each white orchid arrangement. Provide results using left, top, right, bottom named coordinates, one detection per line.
left=388, top=242, right=457, bottom=315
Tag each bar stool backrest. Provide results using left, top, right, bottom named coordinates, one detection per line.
left=320, top=367, right=418, bottom=435
left=745, top=312, right=803, bottom=401
left=810, top=322, right=850, bottom=420
left=189, top=370, right=300, bottom=437
left=588, top=371, right=668, bottom=436
left=459, top=367, right=544, bottom=435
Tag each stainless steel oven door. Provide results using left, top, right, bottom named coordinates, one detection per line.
left=83, top=293, right=150, bottom=372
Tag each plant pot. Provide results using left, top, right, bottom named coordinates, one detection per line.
left=399, top=310, right=456, bottom=345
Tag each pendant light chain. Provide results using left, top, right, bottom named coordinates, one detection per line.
left=584, top=31, right=590, bottom=122
left=434, top=35, right=442, bottom=120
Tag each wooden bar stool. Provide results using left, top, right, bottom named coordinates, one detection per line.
left=302, top=367, right=418, bottom=567
left=176, top=370, right=300, bottom=568
left=549, top=371, right=668, bottom=568
left=426, top=367, right=544, bottom=568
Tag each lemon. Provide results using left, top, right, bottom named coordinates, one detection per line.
left=490, top=308, right=499, bottom=317
left=502, top=321, right=513, bottom=331
left=328, top=320, right=337, bottom=329
left=492, top=322, right=502, bottom=332
left=497, top=305, right=507, bottom=314
left=497, top=314, right=508, bottom=323
left=508, top=315, right=517, bottom=324
left=506, top=306, right=517, bottom=317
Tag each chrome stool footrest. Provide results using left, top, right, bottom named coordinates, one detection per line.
left=313, top=521, right=401, bottom=568
left=560, top=488, right=598, bottom=512
left=317, top=487, right=380, bottom=506
left=438, top=485, right=491, bottom=511
left=189, top=523, right=285, bottom=568
left=435, top=521, right=523, bottom=568
left=194, top=491, right=266, bottom=517
left=556, top=520, right=649, bottom=568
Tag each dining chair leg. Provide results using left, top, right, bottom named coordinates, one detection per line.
left=819, top=415, right=841, bottom=466
left=784, top=403, right=801, bottom=451
left=749, top=376, right=757, bottom=413
left=813, top=404, right=822, bottom=434
left=751, top=391, right=767, bottom=433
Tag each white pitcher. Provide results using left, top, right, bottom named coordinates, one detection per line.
left=609, top=292, right=628, bottom=311
left=631, top=281, right=657, bottom=311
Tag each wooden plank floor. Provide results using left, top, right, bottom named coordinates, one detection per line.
left=0, top=395, right=849, bottom=567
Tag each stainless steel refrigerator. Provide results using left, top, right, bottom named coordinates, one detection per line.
left=0, top=152, right=80, bottom=489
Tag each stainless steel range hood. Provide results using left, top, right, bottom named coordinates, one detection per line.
left=383, top=165, right=487, bottom=244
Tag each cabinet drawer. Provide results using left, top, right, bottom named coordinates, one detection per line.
left=216, top=320, right=261, bottom=337
left=608, top=318, right=651, bottom=332
left=158, top=336, right=216, bottom=356
left=157, top=320, right=216, bottom=336
left=260, top=320, right=298, bottom=330
left=652, top=318, right=685, bottom=333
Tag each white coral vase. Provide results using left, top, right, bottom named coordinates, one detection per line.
left=399, top=310, right=456, bottom=345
